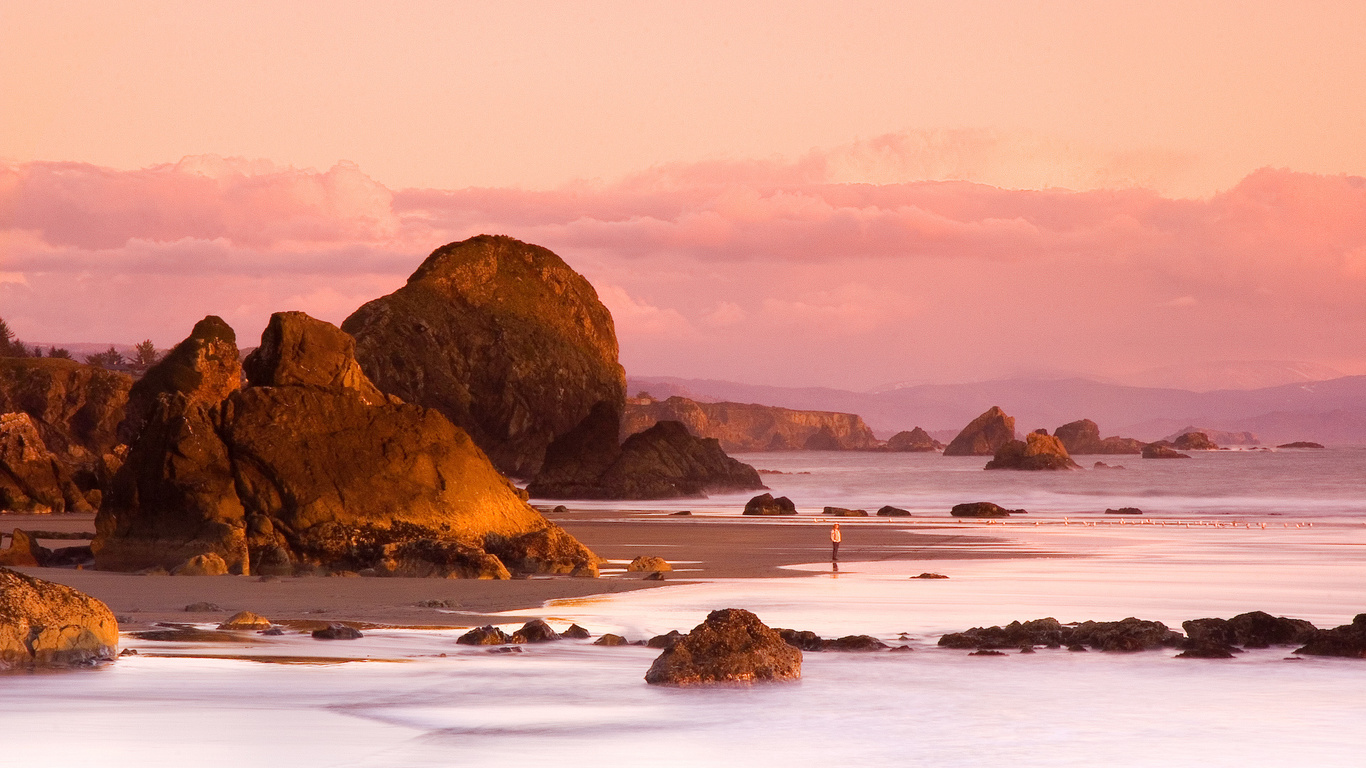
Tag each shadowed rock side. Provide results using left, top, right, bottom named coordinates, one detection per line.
left=622, top=395, right=882, bottom=452
left=943, top=406, right=1015, bottom=456
left=886, top=427, right=943, bottom=452
left=645, top=608, right=802, bottom=686
left=0, top=566, right=119, bottom=669
left=0, top=413, right=93, bottom=513
left=119, top=315, right=243, bottom=445
left=985, top=431, right=1079, bottom=470
left=94, top=311, right=599, bottom=578
left=1052, top=419, right=1144, bottom=455
left=0, top=356, right=130, bottom=502
left=343, top=235, right=626, bottom=478
left=528, top=404, right=765, bottom=500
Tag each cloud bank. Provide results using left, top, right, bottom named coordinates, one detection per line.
left=2, top=146, right=1363, bottom=388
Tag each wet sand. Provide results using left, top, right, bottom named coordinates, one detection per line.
left=2, top=510, right=1028, bottom=629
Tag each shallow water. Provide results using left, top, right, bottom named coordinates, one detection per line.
left=5, top=451, right=1365, bottom=766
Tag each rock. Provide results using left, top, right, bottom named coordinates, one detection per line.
left=950, top=502, right=1022, bottom=518
left=0, top=413, right=94, bottom=514
left=775, top=628, right=826, bottom=652
left=627, top=555, right=672, bottom=572
left=0, top=566, right=119, bottom=669
left=939, top=617, right=1181, bottom=651
left=530, top=406, right=765, bottom=500
left=119, top=316, right=242, bottom=444
left=94, top=312, right=600, bottom=579
left=644, top=608, right=802, bottom=686
left=218, top=611, right=272, bottom=630
left=1052, top=419, right=1143, bottom=455
left=1165, top=426, right=1257, bottom=446
left=1183, top=611, right=1318, bottom=648
left=623, top=395, right=882, bottom=452
left=985, top=431, right=1079, bottom=470
left=593, top=633, right=628, bottom=646
left=44, top=545, right=93, bottom=567
left=172, top=553, right=229, bottom=576
left=0, top=529, right=52, bottom=567
left=260, top=627, right=284, bottom=636
left=1277, top=441, right=1325, bottom=449
left=1068, top=618, right=1183, bottom=652
left=744, top=493, right=797, bottom=516
left=1142, top=443, right=1192, bottom=459
left=1175, top=642, right=1239, bottom=659
left=562, top=624, right=591, bottom=639
left=970, top=649, right=1007, bottom=656
left=343, top=235, right=626, bottom=478
left=1293, top=614, right=1366, bottom=658
left=457, top=625, right=511, bottom=645
left=822, top=634, right=889, bottom=651
left=1172, top=432, right=1218, bottom=450
left=510, top=619, right=561, bottom=643
left=824, top=506, right=869, bottom=517
left=644, top=570, right=666, bottom=581
left=886, top=427, right=943, bottom=452
left=876, top=505, right=912, bottom=517
left=913, top=572, right=949, bottom=579
left=671, top=510, right=692, bottom=516
left=1093, top=461, right=1125, bottom=469
left=312, top=623, right=363, bottom=640
left=1105, top=507, right=1143, bottom=515
left=184, top=602, right=222, bottom=612
left=646, top=630, right=684, bottom=649
left=943, top=406, right=1015, bottom=457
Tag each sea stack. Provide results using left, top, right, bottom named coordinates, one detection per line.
left=943, top=406, right=1015, bottom=456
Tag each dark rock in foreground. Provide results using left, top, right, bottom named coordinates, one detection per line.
left=1053, top=419, right=1143, bottom=455
left=943, top=406, right=1015, bottom=457
left=562, top=624, right=591, bottom=639
left=886, top=427, right=943, bottom=452
left=985, top=431, right=1079, bottom=470
left=876, top=505, right=912, bottom=517
left=0, top=566, right=119, bottom=669
left=744, top=493, right=797, bottom=516
left=1142, top=443, right=1191, bottom=459
left=645, top=609, right=802, bottom=686
left=950, top=502, right=1022, bottom=518
left=1294, top=614, right=1366, bottom=658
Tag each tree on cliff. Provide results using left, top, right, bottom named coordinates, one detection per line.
left=47, top=347, right=72, bottom=359
left=0, top=318, right=28, bottom=357
left=85, top=347, right=125, bottom=368
left=130, top=340, right=160, bottom=371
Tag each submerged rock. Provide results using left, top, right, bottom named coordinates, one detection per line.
left=743, top=493, right=797, bottom=516
left=0, top=566, right=119, bottom=669
left=985, top=431, right=1079, bottom=471
left=824, top=506, right=869, bottom=517
left=645, top=609, right=802, bottom=686
left=943, top=407, right=1015, bottom=456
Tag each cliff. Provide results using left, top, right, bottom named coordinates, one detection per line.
left=622, top=395, right=882, bottom=452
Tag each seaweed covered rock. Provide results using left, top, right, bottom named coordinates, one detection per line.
left=1053, top=419, right=1144, bottom=455
left=343, top=235, right=626, bottom=478
left=94, top=312, right=600, bottom=579
left=886, top=427, right=943, bottom=452
left=645, top=609, right=802, bottom=686
left=985, top=431, right=1079, bottom=471
left=943, top=406, right=1015, bottom=456
left=0, top=566, right=119, bottom=669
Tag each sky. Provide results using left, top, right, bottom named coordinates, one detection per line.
left=2, top=1, right=1365, bottom=389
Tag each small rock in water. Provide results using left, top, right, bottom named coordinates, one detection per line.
left=1067, top=644, right=1088, bottom=652
left=670, top=510, right=692, bottom=516
left=1105, top=507, right=1143, bottom=515
left=646, top=630, right=684, bottom=649
left=645, top=571, right=666, bottom=581
left=184, top=602, right=222, bottom=612
left=259, top=627, right=285, bottom=636
left=457, top=625, right=510, bottom=645
left=822, top=635, right=889, bottom=652
left=890, top=645, right=915, bottom=653
left=970, top=649, right=1007, bottom=656
left=912, top=572, right=949, bottom=579
left=561, top=624, right=591, bottom=639
left=950, top=502, right=1023, bottom=518
left=824, top=506, right=869, bottom=517
left=627, top=555, right=672, bottom=573
left=593, top=633, right=628, bottom=646
left=1093, top=462, right=1125, bottom=470
left=876, top=505, right=911, bottom=517
left=510, top=619, right=561, bottom=643
left=416, top=599, right=460, bottom=609
left=489, top=646, right=523, bottom=654
left=644, top=608, right=802, bottom=686
left=218, top=611, right=272, bottom=630
left=1019, top=646, right=1036, bottom=654
left=118, top=648, right=139, bottom=657
left=312, top=624, right=363, bottom=640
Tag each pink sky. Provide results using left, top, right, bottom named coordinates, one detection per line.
left=2, top=3, right=1365, bottom=388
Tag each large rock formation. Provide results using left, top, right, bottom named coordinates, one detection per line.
left=1142, top=443, right=1191, bottom=459
left=0, top=566, right=119, bottom=669
left=943, top=406, right=1015, bottom=456
left=622, top=395, right=882, bottom=452
left=0, top=413, right=92, bottom=513
left=94, top=312, right=599, bottom=578
left=644, top=608, right=802, bottom=686
left=1053, top=419, right=1144, bottom=455
left=985, top=431, right=1079, bottom=470
left=1172, top=431, right=1218, bottom=450
left=886, top=427, right=943, bottom=452
left=528, top=403, right=765, bottom=500
left=343, top=235, right=626, bottom=478
left=745, top=493, right=797, bottom=515
left=119, top=316, right=243, bottom=444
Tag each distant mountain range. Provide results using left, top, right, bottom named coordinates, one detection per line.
left=627, top=375, right=1366, bottom=446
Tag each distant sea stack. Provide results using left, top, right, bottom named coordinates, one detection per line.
left=943, top=406, right=1015, bottom=456
left=343, top=235, right=626, bottom=479
left=622, top=394, right=881, bottom=452
left=886, top=427, right=943, bottom=452
left=985, top=430, right=1079, bottom=470
left=1052, top=419, right=1143, bottom=455
left=94, top=312, right=599, bottom=578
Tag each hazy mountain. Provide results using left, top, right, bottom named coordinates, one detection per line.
left=1125, top=360, right=1345, bottom=392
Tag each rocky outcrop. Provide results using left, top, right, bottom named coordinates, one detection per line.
left=886, top=427, right=943, bottom=452
left=985, top=431, right=1079, bottom=470
left=1294, top=614, right=1366, bottom=658
left=644, top=608, right=802, bottom=686
left=0, top=566, right=119, bottom=668
left=0, top=413, right=93, bottom=513
left=627, top=555, right=672, bottom=572
left=950, top=502, right=1022, bottom=517
left=1164, top=426, right=1258, bottom=446
left=1171, top=431, right=1217, bottom=450
left=744, top=493, right=797, bottom=516
left=119, top=316, right=242, bottom=444
left=876, top=505, right=911, bottom=517
left=528, top=404, right=764, bottom=500
left=943, top=406, right=1015, bottom=456
left=1142, top=443, right=1191, bottom=459
left=1277, top=441, right=1325, bottom=449
left=343, top=236, right=626, bottom=478
left=0, top=529, right=50, bottom=566
left=1182, top=611, right=1317, bottom=649
left=1052, top=419, right=1144, bottom=455
left=823, top=506, right=868, bottom=517
left=94, top=312, right=600, bottom=578
left=623, top=395, right=881, bottom=452
left=939, top=617, right=1182, bottom=652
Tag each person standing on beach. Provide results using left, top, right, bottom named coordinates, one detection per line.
left=831, top=522, right=841, bottom=561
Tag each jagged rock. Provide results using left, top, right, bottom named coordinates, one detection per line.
left=119, top=316, right=242, bottom=444
left=744, top=493, right=797, bottom=516
left=0, top=529, right=51, bottom=567
left=1142, top=443, right=1191, bottom=459
left=824, top=506, right=868, bottom=517
left=0, top=566, right=119, bottom=668
left=1294, top=614, right=1366, bottom=658
left=172, top=553, right=228, bottom=576
left=1172, top=432, right=1218, bottom=450
left=1184, top=611, right=1318, bottom=648
left=775, top=628, right=825, bottom=652
left=1277, top=442, right=1325, bottom=449
left=529, top=404, right=764, bottom=500
left=985, top=431, right=1079, bottom=470
left=94, top=312, right=601, bottom=579
left=943, top=406, right=1015, bottom=456
left=886, top=427, right=943, bottom=452
left=312, top=624, right=363, bottom=640
left=627, top=555, right=672, bottom=572
left=950, top=502, right=1022, bottom=517
left=1105, top=507, right=1143, bottom=515
left=644, top=609, right=802, bottom=686
left=624, top=395, right=881, bottom=452
left=1052, top=419, right=1143, bottom=455
left=593, top=633, right=628, bottom=646
left=0, top=413, right=91, bottom=514
left=876, top=505, right=911, bottom=517
left=562, top=624, right=591, bottom=639
left=510, top=619, right=561, bottom=643
left=218, top=611, right=272, bottom=630
left=457, top=625, right=511, bottom=645
left=343, top=235, right=626, bottom=478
